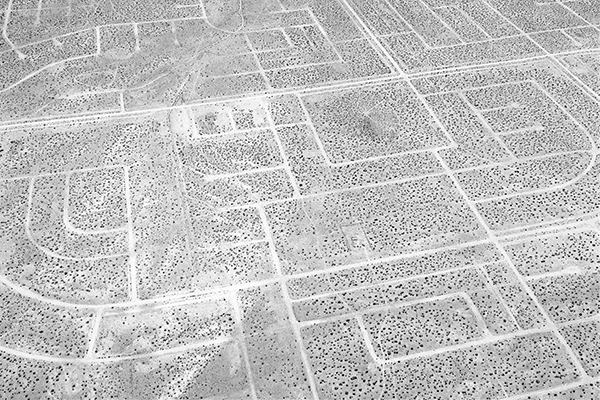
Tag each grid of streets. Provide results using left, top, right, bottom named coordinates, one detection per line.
left=3, top=0, right=600, bottom=399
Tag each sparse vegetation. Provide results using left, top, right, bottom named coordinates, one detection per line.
left=1, top=0, right=600, bottom=398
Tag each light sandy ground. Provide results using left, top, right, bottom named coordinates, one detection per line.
left=1, top=0, right=600, bottom=398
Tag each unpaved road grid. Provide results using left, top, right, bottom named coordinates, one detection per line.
left=3, top=0, right=600, bottom=399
